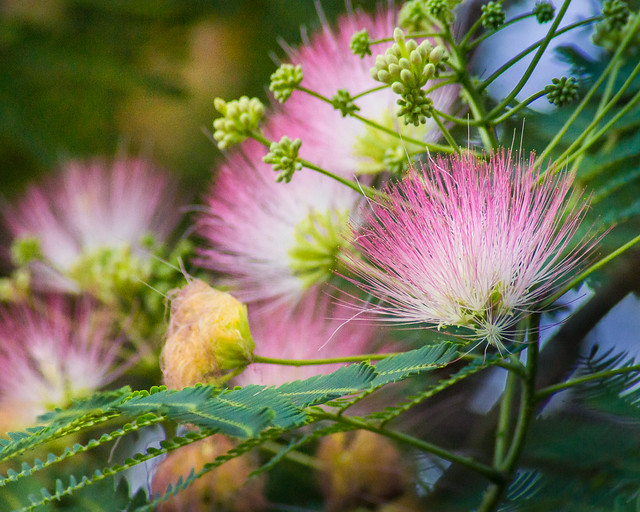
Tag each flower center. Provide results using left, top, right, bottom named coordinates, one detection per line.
left=288, top=208, right=351, bottom=290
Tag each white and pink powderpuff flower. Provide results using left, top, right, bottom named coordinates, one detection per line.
left=196, top=131, right=363, bottom=308
left=274, top=7, right=459, bottom=176
left=2, top=158, right=182, bottom=293
left=0, top=296, right=127, bottom=433
left=236, top=289, right=381, bottom=387
left=342, top=151, right=593, bottom=351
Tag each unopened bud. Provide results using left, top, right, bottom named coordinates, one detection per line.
left=161, top=279, right=254, bottom=389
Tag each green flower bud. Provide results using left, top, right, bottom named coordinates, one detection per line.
left=370, top=28, right=447, bottom=89
left=212, top=96, right=264, bottom=150
left=350, top=29, right=372, bottom=58
left=331, top=89, right=360, bottom=117
left=397, top=88, right=434, bottom=126
left=269, top=63, right=303, bottom=103
left=481, top=1, right=506, bottom=30
left=602, top=0, right=630, bottom=31
left=534, top=1, right=555, bottom=23
left=544, top=76, right=580, bottom=107
left=263, top=136, right=303, bottom=183
left=427, top=0, right=453, bottom=23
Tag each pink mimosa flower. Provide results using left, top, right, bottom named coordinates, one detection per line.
left=0, top=297, right=126, bottom=432
left=3, top=158, right=181, bottom=293
left=236, top=290, right=380, bottom=387
left=343, top=151, right=592, bottom=350
left=196, top=133, right=362, bottom=307
left=274, top=7, right=459, bottom=176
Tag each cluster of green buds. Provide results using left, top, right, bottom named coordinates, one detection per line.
left=331, top=89, right=360, bottom=117
left=213, top=96, right=264, bottom=150
left=544, top=76, right=580, bottom=107
left=263, top=136, right=303, bottom=183
left=269, top=64, right=303, bottom=103
left=350, top=29, right=372, bottom=58
left=481, top=1, right=506, bottom=30
left=533, top=1, right=555, bottom=23
left=370, top=27, right=447, bottom=125
left=399, top=0, right=459, bottom=29
left=592, top=0, right=634, bottom=49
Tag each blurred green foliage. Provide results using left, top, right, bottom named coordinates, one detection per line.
left=0, top=0, right=378, bottom=196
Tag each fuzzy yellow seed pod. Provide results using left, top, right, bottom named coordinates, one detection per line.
left=160, top=279, right=254, bottom=389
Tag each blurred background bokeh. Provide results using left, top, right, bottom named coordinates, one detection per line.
left=0, top=0, right=379, bottom=199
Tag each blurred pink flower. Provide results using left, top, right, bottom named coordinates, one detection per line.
left=0, top=297, right=125, bottom=432
left=343, top=151, right=592, bottom=350
left=236, top=290, right=380, bottom=387
left=274, top=7, right=459, bottom=176
left=196, top=134, right=362, bottom=307
left=3, top=158, right=181, bottom=293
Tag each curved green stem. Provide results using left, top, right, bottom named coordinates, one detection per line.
left=477, top=316, right=540, bottom=512
left=564, top=83, right=640, bottom=167
left=433, top=108, right=485, bottom=127
left=250, top=131, right=385, bottom=200
left=489, top=89, right=549, bottom=124
left=493, top=365, right=519, bottom=466
left=351, top=112, right=456, bottom=152
left=320, top=412, right=506, bottom=484
left=554, top=59, right=640, bottom=164
left=544, top=233, right=640, bottom=307
left=487, top=0, right=572, bottom=119
left=535, top=12, right=640, bottom=167
left=446, top=26, right=498, bottom=150
left=351, top=84, right=389, bottom=100
left=480, top=17, right=602, bottom=91
left=432, top=112, right=461, bottom=154
left=466, top=13, right=536, bottom=52
left=536, top=363, right=640, bottom=401
left=252, top=352, right=400, bottom=367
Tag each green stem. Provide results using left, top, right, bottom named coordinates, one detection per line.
left=554, top=59, right=640, bottom=164
left=543, top=233, right=640, bottom=307
left=251, top=131, right=385, bottom=200
left=432, top=112, right=461, bottom=154
left=489, top=89, right=549, bottom=125
left=447, top=27, right=498, bottom=150
left=466, top=13, right=536, bottom=51
left=322, top=413, right=506, bottom=484
left=433, top=108, right=485, bottom=127
left=536, top=363, right=640, bottom=401
left=350, top=112, right=456, bottom=152
left=262, top=441, right=323, bottom=470
left=477, top=316, right=540, bottom=512
left=458, top=17, right=484, bottom=49
left=480, top=17, right=602, bottom=90
left=535, top=12, right=640, bottom=167
left=564, top=85, right=640, bottom=167
left=487, top=0, right=572, bottom=119
left=252, top=352, right=400, bottom=367
left=351, top=84, right=389, bottom=100
left=493, top=361, right=519, bottom=466
left=300, top=158, right=386, bottom=199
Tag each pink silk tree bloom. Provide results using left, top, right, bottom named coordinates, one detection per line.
left=235, top=290, right=381, bottom=387
left=0, top=297, right=126, bottom=433
left=342, top=151, right=592, bottom=351
left=196, top=132, right=362, bottom=307
left=274, top=7, right=459, bottom=176
left=2, top=158, right=181, bottom=294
